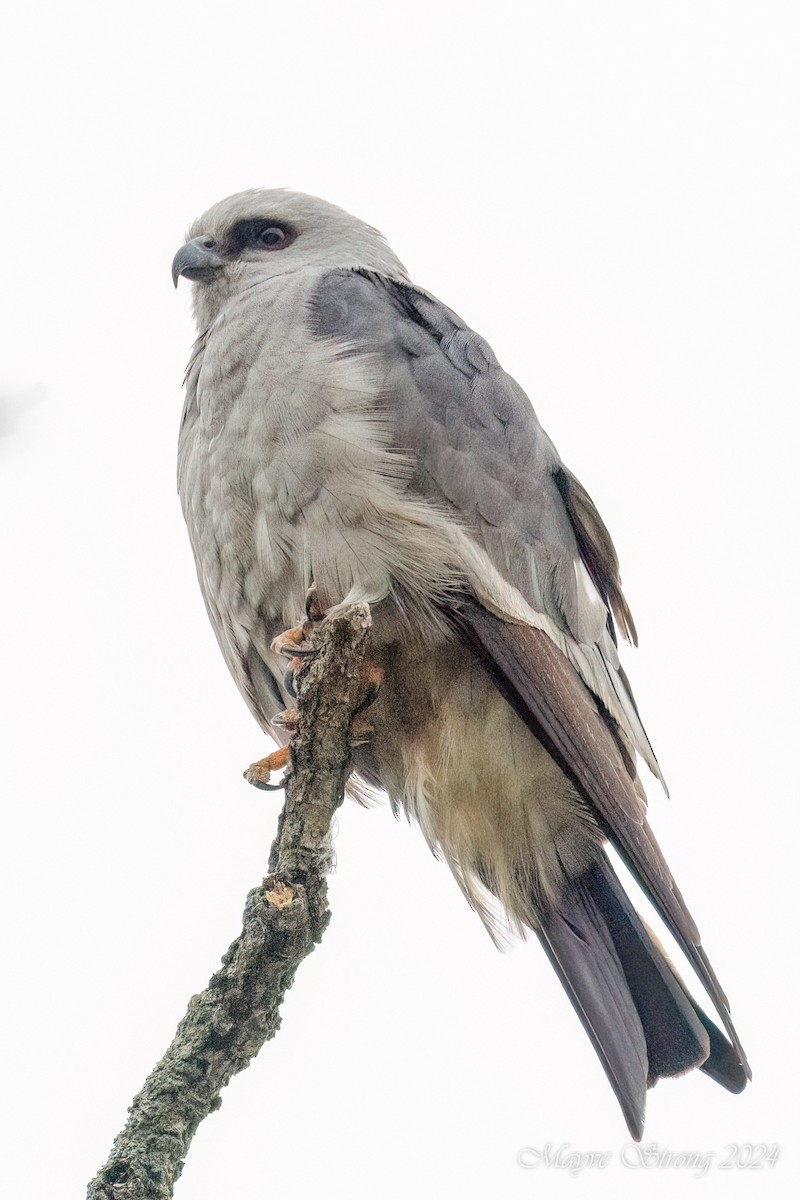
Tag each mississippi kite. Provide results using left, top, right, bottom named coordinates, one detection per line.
left=172, top=189, right=749, bottom=1138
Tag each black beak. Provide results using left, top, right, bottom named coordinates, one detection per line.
left=171, top=236, right=224, bottom=287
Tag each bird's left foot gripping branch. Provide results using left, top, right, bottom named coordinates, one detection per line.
left=244, top=587, right=383, bottom=790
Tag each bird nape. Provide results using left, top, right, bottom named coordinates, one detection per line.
left=172, top=188, right=750, bottom=1139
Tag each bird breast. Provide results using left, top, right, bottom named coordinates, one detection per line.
left=177, top=271, right=459, bottom=690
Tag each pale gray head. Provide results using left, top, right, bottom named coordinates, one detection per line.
left=172, top=188, right=408, bottom=327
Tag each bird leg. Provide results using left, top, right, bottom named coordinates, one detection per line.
left=245, top=601, right=385, bottom=792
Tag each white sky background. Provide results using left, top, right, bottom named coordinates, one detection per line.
left=1, top=1, right=798, bottom=1196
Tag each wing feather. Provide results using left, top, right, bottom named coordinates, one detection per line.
left=310, top=268, right=661, bottom=777
left=308, top=266, right=749, bottom=1082
left=454, top=597, right=749, bottom=1077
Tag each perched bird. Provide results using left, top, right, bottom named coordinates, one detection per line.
left=173, top=189, right=749, bottom=1138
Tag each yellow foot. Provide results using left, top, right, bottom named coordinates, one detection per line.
left=243, top=746, right=290, bottom=791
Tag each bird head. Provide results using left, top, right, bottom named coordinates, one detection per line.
left=172, top=188, right=408, bottom=327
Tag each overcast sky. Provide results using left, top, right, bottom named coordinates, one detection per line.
left=1, top=3, right=798, bottom=1197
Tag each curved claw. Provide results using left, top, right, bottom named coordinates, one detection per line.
left=283, top=661, right=298, bottom=700
left=271, top=627, right=317, bottom=659
left=271, top=708, right=299, bottom=730
left=305, top=583, right=324, bottom=623
left=244, top=772, right=288, bottom=792
left=244, top=746, right=290, bottom=791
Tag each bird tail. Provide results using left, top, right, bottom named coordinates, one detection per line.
left=536, top=855, right=747, bottom=1140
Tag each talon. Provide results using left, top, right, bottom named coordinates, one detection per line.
left=271, top=626, right=315, bottom=659
left=272, top=588, right=326, bottom=660
left=283, top=659, right=300, bottom=700
left=305, top=583, right=324, bottom=623
left=244, top=746, right=290, bottom=791
left=271, top=708, right=299, bottom=730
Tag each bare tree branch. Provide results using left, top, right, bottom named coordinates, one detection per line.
left=87, top=603, right=373, bottom=1200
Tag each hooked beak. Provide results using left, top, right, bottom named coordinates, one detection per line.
left=171, top=236, right=225, bottom=287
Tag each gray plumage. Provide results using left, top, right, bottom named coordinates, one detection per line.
left=173, top=189, right=749, bottom=1138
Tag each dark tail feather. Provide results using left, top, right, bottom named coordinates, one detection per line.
left=685, top=993, right=748, bottom=1092
left=537, top=856, right=746, bottom=1139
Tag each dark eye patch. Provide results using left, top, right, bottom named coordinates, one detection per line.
left=228, top=219, right=296, bottom=254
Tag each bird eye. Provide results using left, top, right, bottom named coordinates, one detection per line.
left=228, top=218, right=296, bottom=254
left=258, top=225, right=287, bottom=249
